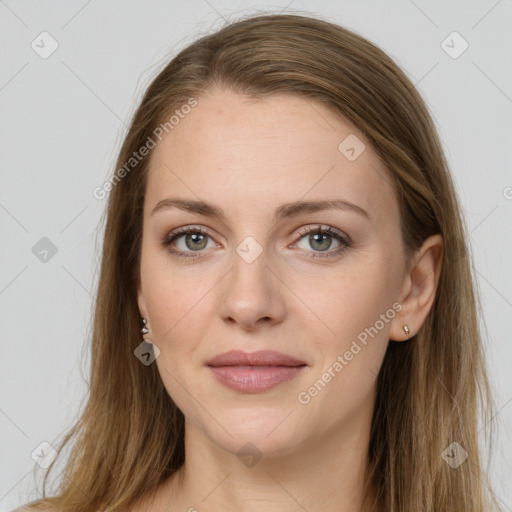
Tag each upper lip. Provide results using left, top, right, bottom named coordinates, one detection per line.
left=207, top=350, right=306, bottom=367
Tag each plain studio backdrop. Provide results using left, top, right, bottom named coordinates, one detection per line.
left=0, top=0, right=511, bottom=510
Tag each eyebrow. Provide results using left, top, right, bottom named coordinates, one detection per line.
left=151, top=198, right=370, bottom=222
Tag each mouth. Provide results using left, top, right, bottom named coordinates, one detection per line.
left=206, top=350, right=307, bottom=393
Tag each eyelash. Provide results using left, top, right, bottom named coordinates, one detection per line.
left=161, top=224, right=351, bottom=260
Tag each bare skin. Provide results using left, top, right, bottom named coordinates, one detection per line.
left=134, top=88, right=442, bottom=512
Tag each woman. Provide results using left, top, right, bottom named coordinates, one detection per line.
left=18, top=12, right=502, bottom=512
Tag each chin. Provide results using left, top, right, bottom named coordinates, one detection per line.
left=203, top=408, right=309, bottom=458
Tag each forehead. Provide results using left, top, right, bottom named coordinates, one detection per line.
left=145, top=89, right=398, bottom=225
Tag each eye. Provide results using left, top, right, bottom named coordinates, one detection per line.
left=162, top=224, right=351, bottom=260
left=292, top=224, right=351, bottom=259
left=162, top=226, right=218, bottom=259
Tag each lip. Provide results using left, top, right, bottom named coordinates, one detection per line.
left=206, top=350, right=306, bottom=367
left=206, top=350, right=307, bottom=393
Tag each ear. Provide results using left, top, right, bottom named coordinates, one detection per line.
left=389, top=234, right=443, bottom=341
left=137, top=280, right=148, bottom=320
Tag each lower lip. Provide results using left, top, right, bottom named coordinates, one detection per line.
left=208, top=365, right=306, bottom=392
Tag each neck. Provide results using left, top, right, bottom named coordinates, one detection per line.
left=152, top=405, right=377, bottom=511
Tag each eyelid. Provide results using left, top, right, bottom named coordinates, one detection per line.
left=162, top=224, right=217, bottom=243
left=294, top=224, right=351, bottom=244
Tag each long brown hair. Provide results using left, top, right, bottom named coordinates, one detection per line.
left=19, top=12, right=502, bottom=512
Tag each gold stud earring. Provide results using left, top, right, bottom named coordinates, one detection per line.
left=403, top=324, right=411, bottom=337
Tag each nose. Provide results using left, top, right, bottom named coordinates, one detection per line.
left=217, top=244, right=286, bottom=332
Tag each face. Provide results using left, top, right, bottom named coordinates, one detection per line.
left=137, top=88, right=408, bottom=458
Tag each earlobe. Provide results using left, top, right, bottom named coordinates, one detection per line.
left=390, top=322, right=414, bottom=342
left=390, top=234, right=443, bottom=342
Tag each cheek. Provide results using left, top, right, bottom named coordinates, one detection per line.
left=140, top=255, right=215, bottom=358
left=291, top=262, right=397, bottom=344
left=293, top=269, right=395, bottom=425
left=141, top=266, right=211, bottom=409
left=290, top=258, right=400, bottom=408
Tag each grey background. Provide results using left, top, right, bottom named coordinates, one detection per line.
left=1, top=0, right=511, bottom=510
